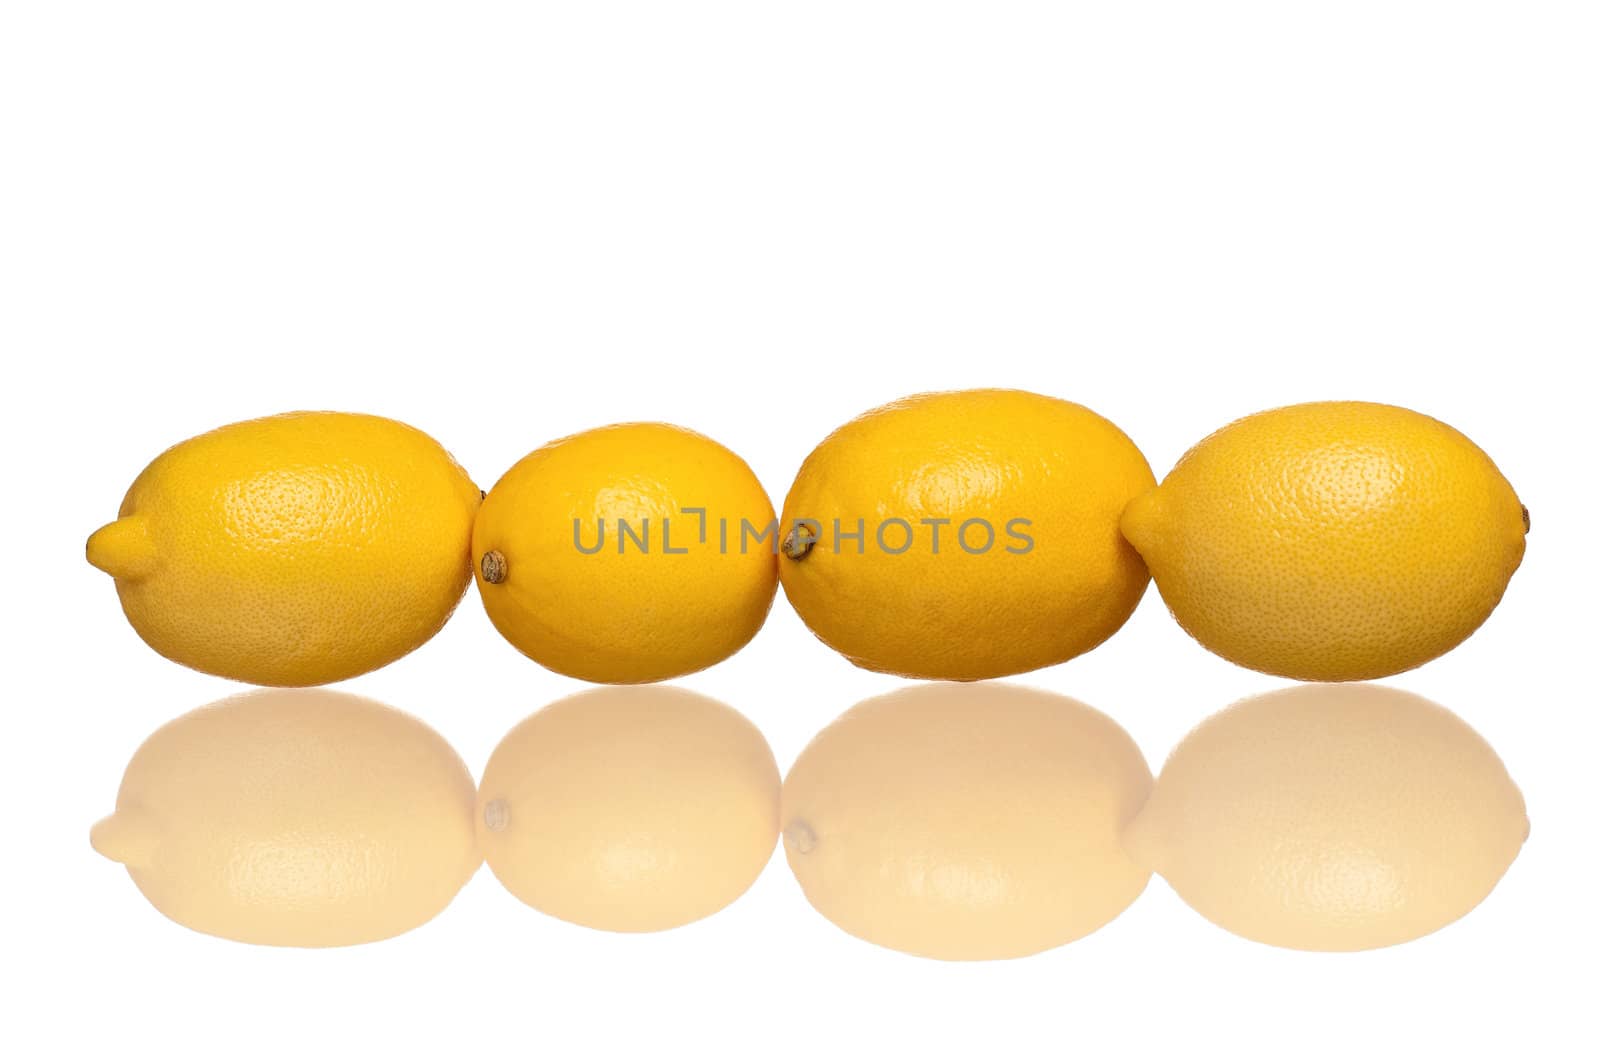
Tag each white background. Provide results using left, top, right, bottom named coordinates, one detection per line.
left=3, top=2, right=1596, bottom=1059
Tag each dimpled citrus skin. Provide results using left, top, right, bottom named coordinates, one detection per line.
left=473, top=423, right=778, bottom=683
left=85, top=411, right=481, bottom=686
left=780, top=390, right=1155, bottom=680
left=1123, top=684, right=1527, bottom=952
left=476, top=687, right=780, bottom=932
left=90, top=690, right=481, bottom=947
left=1120, top=401, right=1526, bottom=681
left=781, top=683, right=1152, bottom=960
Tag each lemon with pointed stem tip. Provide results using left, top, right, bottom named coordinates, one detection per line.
left=86, top=411, right=481, bottom=686
left=1119, top=400, right=1527, bottom=681
left=92, top=690, right=480, bottom=947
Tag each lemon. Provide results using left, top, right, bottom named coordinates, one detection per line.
left=473, top=422, right=778, bottom=683
left=781, top=683, right=1152, bottom=960
left=476, top=686, right=779, bottom=932
left=1120, top=401, right=1526, bottom=681
left=91, top=690, right=480, bottom=947
left=1124, top=684, right=1527, bottom=952
left=779, top=389, right=1154, bottom=680
left=86, top=411, right=481, bottom=686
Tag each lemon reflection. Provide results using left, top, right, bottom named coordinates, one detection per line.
left=1125, top=683, right=1527, bottom=952
left=780, top=681, right=1152, bottom=961
left=92, top=689, right=478, bottom=947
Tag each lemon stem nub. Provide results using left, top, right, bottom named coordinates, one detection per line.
left=86, top=516, right=158, bottom=581
left=1521, top=505, right=1530, bottom=533
left=781, top=526, right=816, bottom=560
left=784, top=819, right=817, bottom=854
left=90, top=808, right=159, bottom=868
left=481, top=550, right=508, bottom=584
left=482, top=798, right=510, bottom=832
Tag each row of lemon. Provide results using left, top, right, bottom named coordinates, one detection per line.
left=93, top=681, right=1526, bottom=956
left=87, top=391, right=1528, bottom=686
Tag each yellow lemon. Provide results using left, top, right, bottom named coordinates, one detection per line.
left=1124, top=684, right=1527, bottom=952
left=781, top=683, right=1152, bottom=960
left=779, top=389, right=1154, bottom=680
left=472, top=422, right=778, bottom=683
left=476, top=686, right=779, bottom=932
left=91, top=690, right=480, bottom=947
left=86, top=411, right=481, bottom=686
left=1120, top=401, right=1526, bottom=681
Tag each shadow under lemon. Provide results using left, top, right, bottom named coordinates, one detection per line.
left=1124, top=683, right=1528, bottom=952
left=91, top=689, right=480, bottom=947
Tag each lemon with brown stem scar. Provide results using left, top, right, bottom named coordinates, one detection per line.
left=779, top=389, right=1155, bottom=681
left=472, top=422, right=778, bottom=683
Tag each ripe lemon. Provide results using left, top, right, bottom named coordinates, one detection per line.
left=472, top=422, right=778, bottom=683
left=1124, top=684, right=1527, bottom=951
left=1120, top=401, right=1526, bottom=681
left=86, top=411, right=481, bottom=686
left=476, top=686, right=780, bottom=932
left=782, top=683, right=1152, bottom=960
left=779, top=389, right=1154, bottom=680
left=91, top=690, right=480, bottom=947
